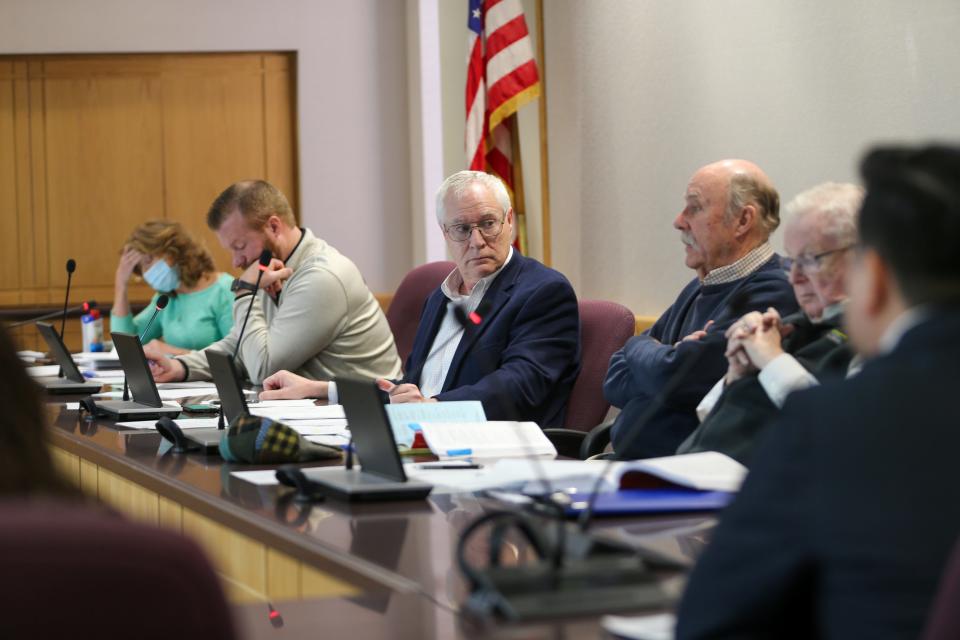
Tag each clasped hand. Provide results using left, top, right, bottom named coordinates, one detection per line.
left=723, top=307, right=793, bottom=384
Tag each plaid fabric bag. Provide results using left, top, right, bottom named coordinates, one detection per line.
left=219, top=414, right=342, bottom=464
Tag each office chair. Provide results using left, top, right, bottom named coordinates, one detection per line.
left=922, top=535, right=960, bottom=640
left=544, top=298, right=635, bottom=459
left=0, top=500, right=236, bottom=639
left=386, top=261, right=456, bottom=366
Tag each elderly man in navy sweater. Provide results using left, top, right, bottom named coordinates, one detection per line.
left=604, top=159, right=799, bottom=459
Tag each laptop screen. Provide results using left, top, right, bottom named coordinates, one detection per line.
left=35, top=322, right=84, bottom=382
left=206, top=349, right=249, bottom=423
left=110, top=332, right=162, bottom=408
left=336, top=377, right=407, bottom=482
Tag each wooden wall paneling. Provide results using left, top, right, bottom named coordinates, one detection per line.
left=0, top=60, right=22, bottom=304
left=261, top=53, right=298, bottom=216
left=181, top=507, right=268, bottom=603
left=97, top=467, right=161, bottom=526
left=1, top=52, right=299, bottom=351
left=41, top=56, right=166, bottom=305
left=79, top=458, right=98, bottom=496
left=12, top=59, right=33, bottom=306
left=160, top=53, right=271, bottom=274
left=266, top=548, right=301, bottom=601
left=50, top=447, right=80, bottom=486
left=25, top=59, right=49, bottom=305
left=158, top=496, right=183, bottom=532
left=301, top=563, right=362, bottom=599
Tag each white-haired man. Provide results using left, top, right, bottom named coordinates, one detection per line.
left=678, top=182, right=862, bottom=464
left=262, top=170, right=581, bottom=428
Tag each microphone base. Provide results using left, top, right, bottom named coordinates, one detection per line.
left=462, top=525, right=679, bottom=622
left=463, top=555, right=671, bottom=622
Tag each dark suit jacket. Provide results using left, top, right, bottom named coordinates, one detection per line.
left=605, top=256, right=799, bottom=459
left=677, top=313, right=853, bottom=466
left=403, top=253, right=580, bottom=428
left=677, top=308, right=960, bottom=640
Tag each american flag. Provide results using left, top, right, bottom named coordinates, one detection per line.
left=466, top=0, right=541, bottom=251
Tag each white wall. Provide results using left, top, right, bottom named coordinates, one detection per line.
left=545, top=0, right=960, bottom=316
left=0, top=0, right=412, bottom=292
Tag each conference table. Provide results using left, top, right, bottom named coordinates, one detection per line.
left=46, top=395, right=715, bottom=638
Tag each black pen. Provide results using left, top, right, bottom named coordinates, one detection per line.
left=417, top=463, right=483, bottom=470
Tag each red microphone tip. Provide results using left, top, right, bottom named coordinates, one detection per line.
left=268, top=611, right=280, bottom=620
left=468, top=311, right=483, bottom=325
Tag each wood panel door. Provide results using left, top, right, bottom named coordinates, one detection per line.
left=0, top=52, right=298, bottom=351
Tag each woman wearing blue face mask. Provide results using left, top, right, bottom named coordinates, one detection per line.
left=111, top=220, right=234, bottom=356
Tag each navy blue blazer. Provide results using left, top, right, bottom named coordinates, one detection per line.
left=402, top=253, right=581, bottom=428
left=677, top=309, right=960, bottom=639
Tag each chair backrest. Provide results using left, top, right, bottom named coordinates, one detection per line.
left=0, top=500, right=236, bottom=639
left=922, top=535, right=960, bottom=640
left=386, top=261, right=455, bottom=366
left=563, top=299, right=636, bottom=431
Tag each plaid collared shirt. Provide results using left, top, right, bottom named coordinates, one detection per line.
left=702, top=242, right=775, bottom=286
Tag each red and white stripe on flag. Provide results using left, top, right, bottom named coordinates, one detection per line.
left=465, top=0, right=541, bottom=246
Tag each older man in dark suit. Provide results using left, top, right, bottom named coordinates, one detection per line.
left=677, top=144, right=960, bottom=639
left=377, top=170, right=581, bottom=428
left=604, top=159, right=799, bottom=459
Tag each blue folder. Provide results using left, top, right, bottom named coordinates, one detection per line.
left=564, top=489, right=734, bottom=516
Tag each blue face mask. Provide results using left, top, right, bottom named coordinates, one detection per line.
left=143, top=259, right=180, bottom=292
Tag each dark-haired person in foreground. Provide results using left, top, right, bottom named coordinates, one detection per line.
left=677, top=182, right=860, bottom=465
left=603, top=159, right=798, bottom=459
left=147, top=180, right=402, bottom=388
left=1, top=326, right=78, bottom=498
left=677, top=145, right=960, bottom=640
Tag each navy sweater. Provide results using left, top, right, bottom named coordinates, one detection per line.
left=604, top=255, right=799, bottom=459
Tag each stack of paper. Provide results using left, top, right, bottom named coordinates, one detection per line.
left=248, top=403, right=347, bottom=432
left=74, top=352, right=122, bottom=370
left=418, top=421, right=557, bottom=460
left=25, top=364, right=62, bottom=378
left=117, top=417, right=220, bottom=430
left=601, top=613, right=676, bottom=640
left=94, top=385, right=218, bottom=401
left=613, top=452, right=747, bottom=493
left=384, top=401, right=487, bottom=447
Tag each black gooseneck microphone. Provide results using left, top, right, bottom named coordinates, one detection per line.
left=60, top=259, right=76, bottom=340
left=56, top=259, right=76, bottom=378
left=123, top=294, right=169, bottom=402
left=234, top=250, right=273, bottom=361
left=8, top=301, right=98, bottom=328
left=217, top=250, right=272, bottom=430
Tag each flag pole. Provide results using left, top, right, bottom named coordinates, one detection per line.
left=509, top=114, right=528, bottom=254
left=535, top=0, right=552, bottom=267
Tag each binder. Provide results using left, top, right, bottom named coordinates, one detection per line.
left=564, top=488, right=734, bottom=516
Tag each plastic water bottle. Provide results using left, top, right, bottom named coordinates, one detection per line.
left=81, top=305, right=104, bottom=352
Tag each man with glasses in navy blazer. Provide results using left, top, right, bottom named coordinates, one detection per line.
left=378, top=170, right=581, bottom=428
